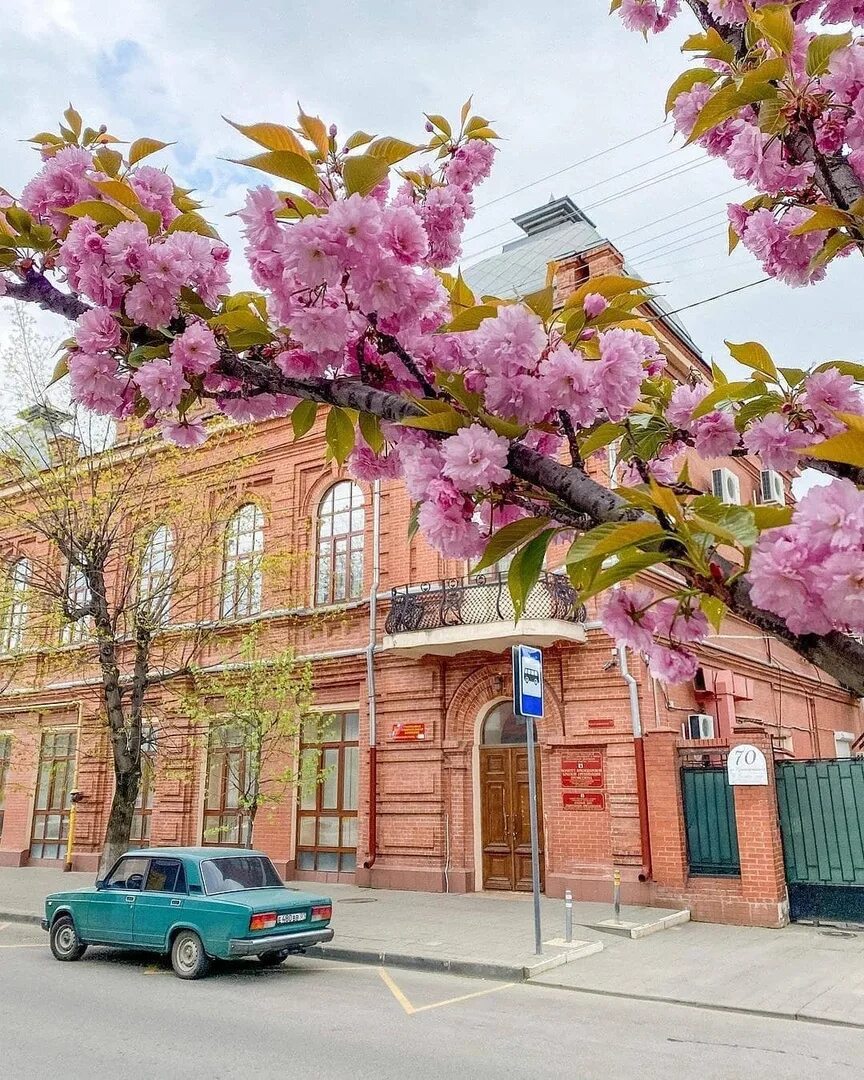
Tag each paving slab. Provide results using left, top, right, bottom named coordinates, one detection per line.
left=587, top=907, right=691, bottom=939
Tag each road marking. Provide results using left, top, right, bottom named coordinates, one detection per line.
left=0, top=943, right=45, bottom=949
left=377, top=967, right=515, bottom=1016
left=0, top=922, right=8, bottom=933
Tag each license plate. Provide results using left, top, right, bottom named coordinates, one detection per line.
left=276, top=912, right=306, bottom=924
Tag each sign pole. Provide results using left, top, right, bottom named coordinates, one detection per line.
left=525, top=711, right=543, bottom=956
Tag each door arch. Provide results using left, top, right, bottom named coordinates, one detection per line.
left=478, top=702, right=544, bottom=892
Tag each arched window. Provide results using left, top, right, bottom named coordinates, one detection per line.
left=1, top=558, right=30, bottom=652
left=315, top=482, right=365, bottom=606
left=220, top=504, right=264, bottom=619
left=481, top=701, right=533, bottom=745
left=138, top=525, right=173, bottom=626
left=62, top=564, right=90, bottom=645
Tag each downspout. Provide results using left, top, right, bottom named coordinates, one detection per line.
left=363, top=479, right=382, bottom=872
left=617, top=645, right=652, bottom=883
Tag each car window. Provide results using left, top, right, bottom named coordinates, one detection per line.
left=105, top=856, right=150, bottom=891
left=144, top=858, right=187, bottom=894
left=201, top=856, right=283, bottom=894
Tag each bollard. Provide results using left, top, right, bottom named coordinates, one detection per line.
left=564, top=889, right=573, bottom=943
left=613, top=869, right=621, bottom=922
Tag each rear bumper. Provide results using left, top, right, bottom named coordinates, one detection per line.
left=228, top=926, right=334, bottom=957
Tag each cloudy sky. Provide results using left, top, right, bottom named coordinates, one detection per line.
left=1, top=0, right=859, bottom=376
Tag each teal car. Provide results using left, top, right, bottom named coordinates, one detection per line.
left=41, top=847, right=334, bottom=980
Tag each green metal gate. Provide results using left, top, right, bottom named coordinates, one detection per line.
left=681, top=766, right=740, bottom=877
left=776, top=759, right=864, bottom=923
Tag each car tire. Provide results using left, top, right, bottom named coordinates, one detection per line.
left=257, top=949, right=290, bottom=967
left=50, top=915, right=87, bottom=962
left=170, top=930, right=211, bottom=980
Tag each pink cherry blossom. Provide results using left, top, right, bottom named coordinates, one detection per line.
left=601, top=585, right=657, bottom=653
left=653, top=600, right=710, bottom=644
left=647, top=644, right=699, bottom=683
left=595, top=328, right=658, bottom=421
left=706, top=0, right=748, bottom=23
left=693, top=410, right=739, bottom=458
left=473, top=305, right=546, bottom=379
left=161, top=418, right=208, bottom=447
left=744, top=413, right=813, bottom=471
left=443, top=141, right=496, bottom=191
left=104, top=221, right=151, bottom=277
left=382, top=205, right=429, bottom=264
left=618, top=0, right=680, bottom=33
left=440, top=424, right=511, bottom=493
left=134, top=359, right=187, bottom=412
left=129, top=166, right=178, bottom=228
left=124, top=281, right=177, bottom=328
left=667, top=383, right=709, bottom=429
left=74, top=307, right=121, bottom=354
left=748, top=527, right=834, bottom=635
left=289, top=305, right=351, bottom=355
left=417, top=479, right=484, bottom=558
left=794, top=478, right=864, bottom=552
left=802, top=369, right=864, bottom=435
left=347, top=440, right=402, bottom=482
left=725, top=123, right=814, bottom=195
left=539, top=345, right=600, bottom=425
left=734, top=207, right=827, bottom=287
left=68, top=352, right=129, bottom=416
left=20, top=146, right=95, bottom=225
left=814, top=552, right=864, bottom=631
left=582, top=293, right=608, bottom=319
left=218, top=394, right=295, bottom=422
left=170, top=322, right=220, bottom=375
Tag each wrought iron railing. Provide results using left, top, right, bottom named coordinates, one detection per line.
left=385, top=571, right=586, bottom=635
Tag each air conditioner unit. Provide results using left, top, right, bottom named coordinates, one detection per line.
left=760, top=468, right=785, bottom=505
left=711, top=467, right=741, bottom=506
left=682, top=713, right=715, bottom=740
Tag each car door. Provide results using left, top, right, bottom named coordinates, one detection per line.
left=83, top=855, right=149, bottom=944
left=133, top=857, right=188, bottom=949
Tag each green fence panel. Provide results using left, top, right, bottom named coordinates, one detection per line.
left=681, top=766, right=740, bottom=877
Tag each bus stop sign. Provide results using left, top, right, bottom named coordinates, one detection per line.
left=512, top=644, right=544, bottom=719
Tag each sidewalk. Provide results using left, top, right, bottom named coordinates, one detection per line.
left=4, top=866, right=864, bottom=1028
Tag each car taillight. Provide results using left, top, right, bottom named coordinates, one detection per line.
left=311, top=904, right=332, bottom=922
left=249, top=912, right=277, bottom=931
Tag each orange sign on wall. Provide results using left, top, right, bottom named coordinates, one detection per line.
left=562, top=751, right=606, bottom=809
left=390, top=722, right=427, bottom=741
left=563, top=791, right=606, bottom=811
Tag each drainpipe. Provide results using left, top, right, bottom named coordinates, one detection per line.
left=363, top=480, right=382, bottom=872
left=617, top=645, right=652, bottom=883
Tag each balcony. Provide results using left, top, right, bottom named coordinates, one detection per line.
left=382, top=571, right=587, bottom=658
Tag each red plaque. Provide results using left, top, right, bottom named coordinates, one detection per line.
left=390, top=722, right=427, bottom=741
left=563, top=791, right=606, bottom=811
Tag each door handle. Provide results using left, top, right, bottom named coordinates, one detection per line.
left=170, top=899, right=182, bottom=908
left=125, top=895, right=136, bottom=904
left=502, top=809, right=509, bottom=841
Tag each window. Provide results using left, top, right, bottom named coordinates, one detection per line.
left=30, top=729, right=77, bottom=860
left=1, top=558, right=30, bottom=652
left=220, top=504, right=264, bottom=619
left=203, top=725, right=251, bottom=846
left=834, top=731, right=854, bottom=759
left=296, top=711, right=359, bottom=872
left=315, top=483, right=364, bottom=606
left=61, top=565, right=90, bottom=644
left=201, top=855, right=282, bottom=894
left=0, top=735, right=11, bottom=838
left=138, top=525, right=173, bottom=626
left=482, top=702, right=533, bottom=746
left=130, top=752, right=155, bottom=846
left=105, top=855, right=149, bottom=890
left=144, top=857, right=187, bottom=894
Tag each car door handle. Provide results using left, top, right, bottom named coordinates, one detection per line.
left=125, top=895, right=136, bottom=904
left=170, top=899, right=182, bottom=908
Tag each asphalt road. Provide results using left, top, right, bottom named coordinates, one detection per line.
left=2, top=920, right=863, bottom=1080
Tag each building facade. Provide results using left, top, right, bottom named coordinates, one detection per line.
left=0, top=199, right=861, bottom=925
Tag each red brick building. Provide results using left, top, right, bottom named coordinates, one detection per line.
left=0, top=198, right=860, bottom=926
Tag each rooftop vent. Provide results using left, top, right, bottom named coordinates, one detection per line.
left=512, top=196, right=596, bottom=237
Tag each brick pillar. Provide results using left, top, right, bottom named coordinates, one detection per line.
left=642, top=731, right=688, bottom=888
left=730, top=726, right=789, bottom=927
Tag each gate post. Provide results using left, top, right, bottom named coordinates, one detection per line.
left=730, top=725, right=789, bottom=928
left=642, top=731, right=688, bottom=889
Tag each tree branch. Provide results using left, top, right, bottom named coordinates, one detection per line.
left=3, top=270, right=89, bottom=321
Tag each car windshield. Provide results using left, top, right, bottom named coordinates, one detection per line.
left=201, top=856, right=284, bottom=895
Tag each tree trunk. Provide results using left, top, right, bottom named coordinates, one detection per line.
left=99, top=768, right=140, bottom=875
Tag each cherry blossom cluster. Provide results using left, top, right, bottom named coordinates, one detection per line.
left=749, top=479, right=864, bottom=634
left=601, top=585, right=710, bottom=682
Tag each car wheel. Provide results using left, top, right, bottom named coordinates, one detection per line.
left=171, top=930, right=211, bottom=980
left=50, top=915, right=87, bottom=962
left=257, top=949, right=290, bottom=967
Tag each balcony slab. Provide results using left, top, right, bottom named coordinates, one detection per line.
left=381, top=618, right=586, bottom=658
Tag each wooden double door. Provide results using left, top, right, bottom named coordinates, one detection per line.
left=479, top=745, right=544, bottom=891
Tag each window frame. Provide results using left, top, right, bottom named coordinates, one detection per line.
left=0, top=733, right=11, bottom=839
left=220, top=503, right=264, bottom=620
left=144, top=857, right=187, bottom=894
left=202, top=724, right=251, bottom=848
left=61, top=564, right=91, bottom=645
left=296, top=710, right=360, bottom=873
left=1, top=558, right=30, bottom=652
left=314, top=482, right=365, bottom=608
left=138, top=524, right=174, bottom=626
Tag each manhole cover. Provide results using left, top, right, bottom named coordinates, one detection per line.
left=819, top=929, right=859, bottom=938
left=337, top=897, right=379, bottom=904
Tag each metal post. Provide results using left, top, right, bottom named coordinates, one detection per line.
left=526, top=716, right=543, bottom=955
left=613, top=868, right=621, bottom=922
left=564, top=888, right=573, bottom=943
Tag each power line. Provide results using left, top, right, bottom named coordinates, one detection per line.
left=634, top=225, right=729, bottom=264
left=474, top=121, right=672, bottom=212
left=610, top=186, right=747, bottom=244
left=645, top=277, right=772, bottom=319
left=625, top=208, right=730, bottom=253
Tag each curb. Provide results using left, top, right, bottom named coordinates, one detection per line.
left=306, top=942, right=558, bottom=982
left=0, top=910, right=42, bottom=926
left=527, top=979, right=864, bottom=1032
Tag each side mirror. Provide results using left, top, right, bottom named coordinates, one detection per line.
left=95, top=878, right=106, bottom=890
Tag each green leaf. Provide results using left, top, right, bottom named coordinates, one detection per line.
left=777, top=367, right=808, bottom=387
left=790, top=206, right=851, bottom=234
left=579, top=421, right=626, bottom=458
left=128, top=138, right=172, bottom=165
left=734, top=393, right=784, bottom=431
left=297, top=106, right=329, bottom=156
left=47, top=353, right=69, bottom=387
left=209, top=308, right=269, bottom=334
left=508, top=529, right=556, bottom=621
left=291, top=400, right=318, bottom=440
left=438, top=304, right=499, bottom=333
left=93, top=147, right=124, bottom=176
left=89, top=178, right=162, bottom=233
left=690, top=380, right=762, bottom=419
left=342, top=153, right=390, bottom=197
left=807, top=31, right=853, bottom=77
left=522, top=284, right=554, bottom=322
left=726, top=340, right=777, bottom=380
left=167, top=211, right=220, bottom=238
left=230, top=151, right=320, bottom=192
left=325, top=406, right=356, bottom=465
left=812, top=360, right=864, bottom=382
left=63, top=200, right=130, bottom=227
left=425, top=114, right=452, bottom=138
left=682, top=27, right=735, bottom=63
left=224, top=118, right=308, bottom=158
left=752, top=504, right=793, bottom=529
left=701, top=596, right=727, bottom=633
left=344, top=130, right=376, bottom=151
left=366, top=137, right=424, bottom=165
left=687, top=81, right=777, bottom=145
left=570, top=551, right=669, bottom=604
left=751, top=4, right=796, bottom=55
left=566, top=521, right=665, bottom=566
left=711, top=360, right=728, bottom=386
left=664, top=68, right=717, bottom=115
left=690, top=498, right=758, bottom=547
left=564, top=274, right=649, bottom=309
left=64, top=104, right=82, bottom=138
left=472, top=517, right=550, bottom=575
left=358, top=411, right=385, bottom=453
left=478, top=411, right=527, bottom=440
left=800, top=413, right=864, bottom=468
left=400, top=410, right=467, bottom=434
